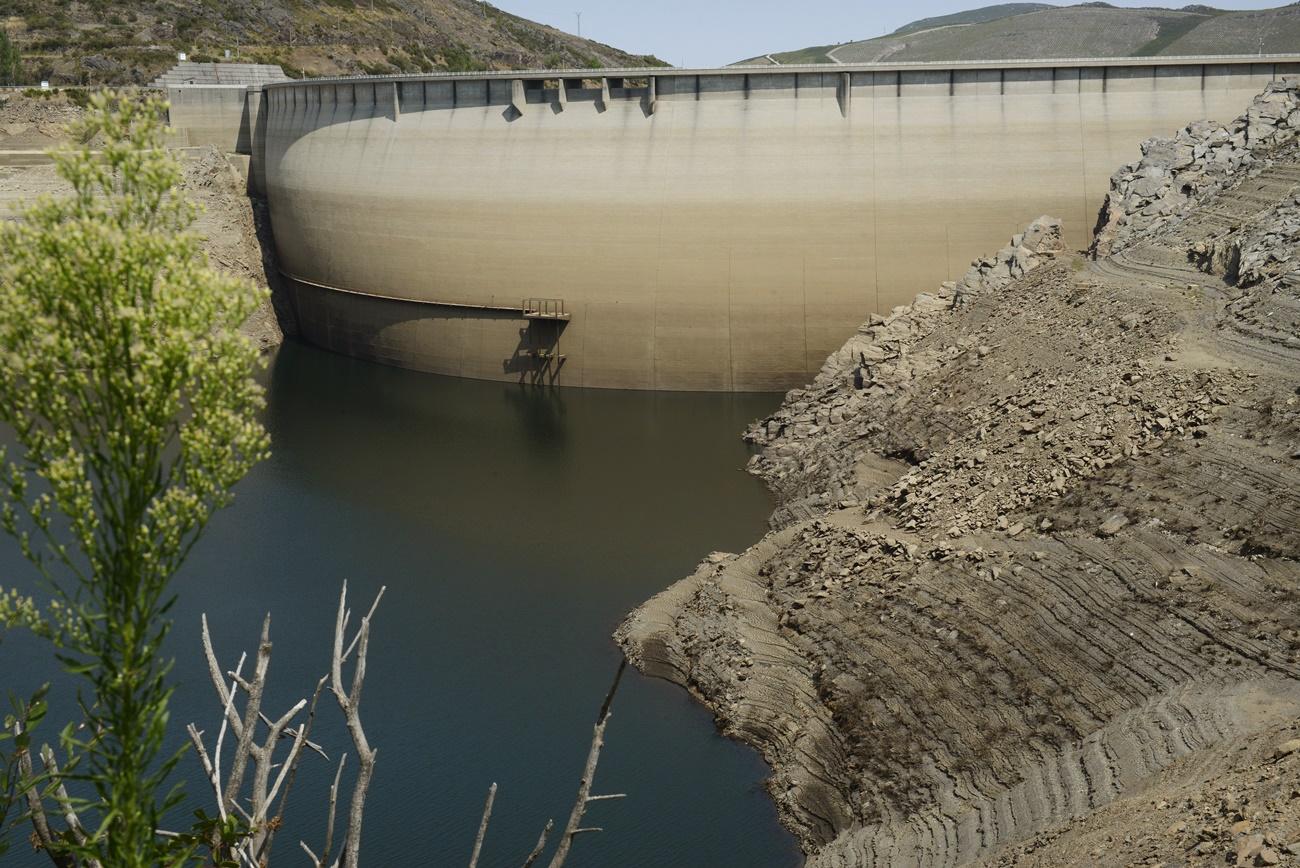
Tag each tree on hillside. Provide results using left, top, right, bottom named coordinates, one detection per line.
left=0, top=91, right=270, bottom=866
left=0, top=30, right=20, bottom=85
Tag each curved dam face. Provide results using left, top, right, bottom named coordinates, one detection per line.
left=263, top=57, right=1299, bottom=391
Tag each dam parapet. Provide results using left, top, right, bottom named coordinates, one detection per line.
left=185, top=55, right=1300, bottom=391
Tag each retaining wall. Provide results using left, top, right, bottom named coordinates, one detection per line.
left=166, top=85, right=259, bottom=154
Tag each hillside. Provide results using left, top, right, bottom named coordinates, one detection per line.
left=893, top=2, right=1053, bottom=36
left=0, top=0, right=666, bottom=86
left=744, top=3, right=1299, bottom=66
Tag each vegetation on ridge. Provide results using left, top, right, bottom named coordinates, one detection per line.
left=0, top=0, right=668, bottom=86
left=0, top=30, right=20, bottom=85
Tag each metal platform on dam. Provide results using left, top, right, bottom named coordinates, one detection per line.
left=253, top=55, right=1300, bottom=391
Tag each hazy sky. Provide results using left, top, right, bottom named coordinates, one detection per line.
left=490, top=0, right=1283, bottom=67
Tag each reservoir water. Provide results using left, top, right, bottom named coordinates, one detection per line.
left=1, top=341, right=803, bottom=867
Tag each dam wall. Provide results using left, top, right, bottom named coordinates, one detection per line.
left=166, top=84, right=265, bottom=156
left=261, top=57, right=1300, bottom=391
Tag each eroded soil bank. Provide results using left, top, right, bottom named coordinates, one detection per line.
left=620, top=79, right=1300, bottom=867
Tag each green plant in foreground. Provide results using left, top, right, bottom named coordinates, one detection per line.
left=0, top=91, right=269, bottom=866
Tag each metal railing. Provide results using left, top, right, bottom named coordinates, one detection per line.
left=522, top=298, right=569, bottom=320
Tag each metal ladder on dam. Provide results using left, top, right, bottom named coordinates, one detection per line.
left=516, top=298, right=570, bottom=382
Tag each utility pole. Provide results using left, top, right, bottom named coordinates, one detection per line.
left=575, top=11, right=582, bottom=38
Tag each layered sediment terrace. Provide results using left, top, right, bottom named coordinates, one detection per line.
left=258, top=56, right=1300, bottom=390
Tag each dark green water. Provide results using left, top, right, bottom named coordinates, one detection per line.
left=1, top=341, right=803, bottom=867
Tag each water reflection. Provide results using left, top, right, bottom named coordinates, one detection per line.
left=1, top=341, right=803, bottom=868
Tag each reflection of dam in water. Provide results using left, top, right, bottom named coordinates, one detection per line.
left=252, top=57, right=1299, bottom=391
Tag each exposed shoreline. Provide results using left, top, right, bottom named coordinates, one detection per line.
left=619, top=80, right=1300, bottom=866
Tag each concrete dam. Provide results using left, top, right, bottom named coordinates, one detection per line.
left=251, top=56, right=1300, bottom=391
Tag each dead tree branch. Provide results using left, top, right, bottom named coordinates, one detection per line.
left=468, top=782, right=497, bottom=868
left=325, top=580, right=385, bottom=868
left=546, top=659, right=627, bottom=868
left=9, top=713, right=100, bottom=868
left=300, top=752, right=346, bottom=868
left=38, top=746, right=89, bottom=852
left=258, top=674, right=329, bottom=862
left=193, top=614, right=317, bottom=865
left=14, top=727, right=64, bottom=868
left=521, top=819, right=554, bottom=868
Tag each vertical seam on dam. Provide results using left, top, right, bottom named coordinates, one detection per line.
left=802, top=256, right=809, bottom=375
left=870, top=80, right=880, bottom=318
left=1077, top=85, right=1090, bottom=241
left=727, top=248, right=735, bottom=389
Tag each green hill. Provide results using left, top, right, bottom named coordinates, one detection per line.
left=893, top=3, right=1054, bottom=36
left=0, top=0, right=667, bottom=86
left=746, top=3, right=1300, bottom=66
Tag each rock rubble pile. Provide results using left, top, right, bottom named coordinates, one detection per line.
left=0, top=91, right=99, bottom=152
left=745, top=217, right=1067, bottom=518
left=1188, top=189, right=1300, bottom=288
left=1093, top=78, right=1300, bottom=256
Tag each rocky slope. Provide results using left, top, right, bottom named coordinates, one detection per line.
left=618, top=79, right=1300, bottom=867
left=746, top=3, right=1300, bottom=66
left=1, top=0, right=665, bottom=86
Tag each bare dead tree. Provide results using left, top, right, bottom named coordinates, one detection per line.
left=185, top=580, right=384, bottom=868
left=14, top=723, right=71, bottom=868
left=260, top=674, right=330, bottom=860
left=546, top=659, right=626, bottom=867
left=38, top=746, right=92, bottom=859
left=301, top=754, right=346, bottom=868
left=327, top=580, right=383, bottom=868
left=11, top=581, right=628, bottom=868
left=190, top=612, right=317, bottom=866
left=470, top=659, right=628, bottom=868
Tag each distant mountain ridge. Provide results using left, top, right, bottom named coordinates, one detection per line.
left=0, top=0, right=667, bottom=86
left=740, top=3, right=1300, bottom=66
